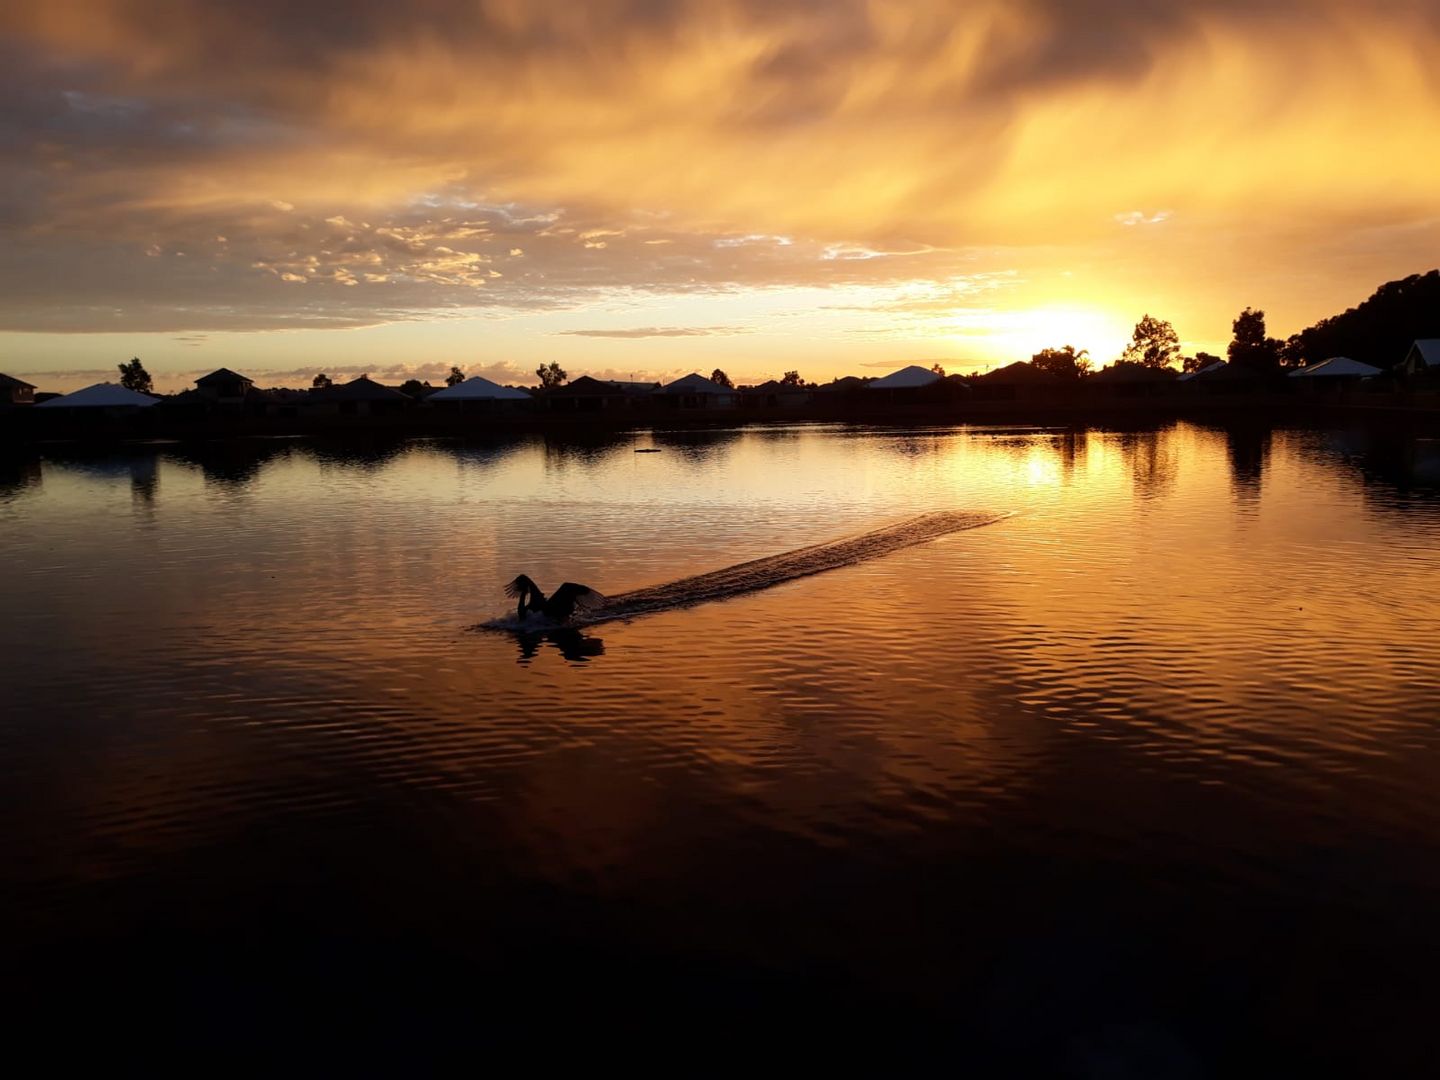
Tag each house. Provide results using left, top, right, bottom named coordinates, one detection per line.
left=546, top=376, right=659, bottom=412
left=1289, top=357, right=1383, bottom=380
left=194, top=368, right=255, bottom=402
left=866, top=365, right=942, bottom=390
left=1087, top=362, right=1177, bottom=399
left=1288, top=357, right=1385, bottom=396
left=970, top=361, right=1063, bottom=401
left=654, top=373, right=739, bottom=409
left=1398, top=340, right=1440, bottom=378
left=741, top=380, right=813, bottom=409
left=36, top=383, right=161, bottom=409
left=0, top=373, right=36, bottom=406
left=428, top=376, right=532, bottom=411
left=1177, top=360, right=1228, bottom=383
left=308, top=374, right=411, bottom=416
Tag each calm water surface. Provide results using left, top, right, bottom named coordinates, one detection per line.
left=4, top=421, right=1440, bottom=1072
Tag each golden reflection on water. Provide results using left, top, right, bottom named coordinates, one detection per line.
left=4, top=421, right=1440, bottom=887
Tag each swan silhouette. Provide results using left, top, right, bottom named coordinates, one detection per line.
left=505, top=574, right=606, bottom=623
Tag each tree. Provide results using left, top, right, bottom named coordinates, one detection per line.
left=312, top=372, right=332, bottom=389
left=930, top=362, right=947, bottom=377
left=117, top=357, right=152, bottom=393
left=1182, top=351, right=1221, bottom=374
left=446, top=366, right=466, bottom=387
left=1227, top=308, right=1282, bottom=372
left=536, top=361, right=568, bottom=390
left=710, top=368, right=734, bottom=389
left=400, top=379, right=429, bottom=396
left=780, top=370, right=802, bottom=386
left=1031, top=345, right=1092, bottom=379
left=1120, top=315, right=1180, bottom=370
left=1282, top=270, right=1440, bottom=368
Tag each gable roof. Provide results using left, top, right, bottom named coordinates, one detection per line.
left=974, top=361, right=1058, bottom=383
left=549, top=375, right=658, bottom=397
left=1177, top=360, right=1227, bottom=382
left=1092, top=362, right=1178, bottom=383
left=0, top=372, right=36, bottom=390
left=195, top=367, right=253, bottom=387
left=1290, top=356, right=1384, bottom=378
left=313, top=375, right=411, bottom=401
left=37, top=383, right=160, bottom=408
left=428, top=375, right=530, bottom=400
left=659, top=373, right=733, bottom=394
left=867, top=365, right=941, bottom=389
left=1407, top=339, right=1440, bottom=369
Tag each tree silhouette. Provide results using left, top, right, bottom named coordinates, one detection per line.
left=1031, top=345, right=1091, bottom=379
left=445, top=366, right=465, bottom=386
left=536, top=361, right=568, bottom=390
left=780, top=370, right=802, bottom=386
left=1120, top=315, right=1180, bottom=370
left=312, top=372, right=332, bottom=389
left=117, top=357, right=152, bottom=393
left=710, top=368, right=734, bottom=388
left=1280, top=270, right=1440, bottom=368
left=1182, top=351, right=1221, bottom=374
left=400, top=379, right=429, bottom=396
left=1227, top=308, right=1282, bottom=372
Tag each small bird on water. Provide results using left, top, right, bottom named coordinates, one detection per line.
left=505, top=574, right=606, bottom=623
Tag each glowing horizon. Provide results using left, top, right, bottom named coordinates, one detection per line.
left=2, top=1, right=1438, bottom=391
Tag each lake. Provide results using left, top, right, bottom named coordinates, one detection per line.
left=4, top=420, right=1440, bottom=1073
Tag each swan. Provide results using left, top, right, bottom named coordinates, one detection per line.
left=504, top=574, right=606, bottom=623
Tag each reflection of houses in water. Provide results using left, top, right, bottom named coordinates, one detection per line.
left=650, top=426, right=743, bottom=462
left=1116, top=427, right=1178, bottom=500
left=165, top=441, right=290, bottom=488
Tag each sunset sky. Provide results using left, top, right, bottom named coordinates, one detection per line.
left=2, top=0, right=1437, bottom=391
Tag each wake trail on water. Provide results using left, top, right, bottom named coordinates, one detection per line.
left=474, top=509, right=1010, bottom=632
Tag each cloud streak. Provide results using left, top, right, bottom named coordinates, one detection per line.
left=555, top=326, right=753, bottom=338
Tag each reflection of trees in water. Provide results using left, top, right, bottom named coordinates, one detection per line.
left=1116, top=425, right=1179, bottom=501
left=1223, top=425, right=1273, bottom=505
left=0, top=454, right=42, bottom=503
left=1055, top=430, right=1089, bottom=482
left=166, top=440, right=293, bottom=488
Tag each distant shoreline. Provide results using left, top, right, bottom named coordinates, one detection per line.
left=5, top=393, right=1440, bottom=449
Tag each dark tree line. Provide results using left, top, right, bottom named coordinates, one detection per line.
left=1282, top=270, right=1440, bottom=368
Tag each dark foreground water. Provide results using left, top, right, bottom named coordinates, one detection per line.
left=4, top=421, right=1440, bottom=1073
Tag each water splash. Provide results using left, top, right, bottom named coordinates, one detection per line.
left=475, top=509, right=1010, bottom=630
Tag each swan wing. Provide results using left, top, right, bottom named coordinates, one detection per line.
left=554, top=582, right=606, bottom=613
left=504, top=574, right=537, bottom=599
